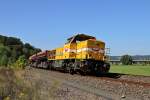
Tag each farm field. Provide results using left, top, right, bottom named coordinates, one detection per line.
left=110, top=65, right=150, bottom=76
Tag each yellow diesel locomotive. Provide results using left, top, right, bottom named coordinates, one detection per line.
left=29, top=34, right=110, bottom=75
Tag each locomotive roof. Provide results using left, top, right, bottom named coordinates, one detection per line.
left=67, top=34, right=96, bottom=43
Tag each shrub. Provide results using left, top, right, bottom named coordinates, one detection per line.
left=120, top=55, right=133, bottom=65
left=14, top=55, right=27, bottom=69
left=0, top=55, right=8, bottom=67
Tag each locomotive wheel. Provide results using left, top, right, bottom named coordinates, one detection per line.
left=103, top=63, right=110, bottom=73
left=46, top=65, right=50, bottom=70
left=78, top=70, right=86, bottom=76
left=94, top=66, right=102, bottom=77
left=95, top=71, right=101, bottom=77
left=69, top=69, right=74, bottom=75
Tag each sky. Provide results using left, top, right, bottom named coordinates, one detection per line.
left=0, top=0, right=150, bottom=56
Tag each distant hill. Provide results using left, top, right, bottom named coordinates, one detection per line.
left=110, top=55, right=150, bottom=60
left=0, top=34, right=41, bottom=66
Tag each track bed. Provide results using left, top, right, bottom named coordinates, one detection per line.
left=24, top=67, right=150, bottom=100
left=1, top=67, right=149, bottom=100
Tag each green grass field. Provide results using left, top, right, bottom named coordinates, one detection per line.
left=110, top=65, right=150, bottom=76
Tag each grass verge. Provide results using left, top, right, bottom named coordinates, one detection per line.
left=110, top=65, right=150, bottom=76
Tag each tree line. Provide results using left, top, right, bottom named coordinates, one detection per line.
left=120, top=55, right=133, bottom=65
left=0, top=35, right=41, bottom=68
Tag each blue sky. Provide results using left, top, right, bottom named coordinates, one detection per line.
left=0, top=0, right=150, bottom=56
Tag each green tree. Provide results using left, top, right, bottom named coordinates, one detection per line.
left=24, top=43, right=33, bottom=50
left=0, top=55, right=8, bottom=67
left=0, top=45, right=11, bottom=57
left=0, top=35, right=41, bottom=68
left=5, top=37, right=23, bottom=46
left=0, top=35, right=6, bottom=45
left=120, top=55, right=133, bottom=65
left=15, top=55, right=27, bottom=69
left=23, top=43, right=41, bottom=58
left=11, top=49, right=17, bottom=60
left=23, top=47, right=29, bottom=58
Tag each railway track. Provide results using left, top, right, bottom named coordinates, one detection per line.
left=85, top=74, right=150, bottom=87
left=29, top=66, right=150, bottom=87
left=45, top=71, right=139, bottom=100
left=25, top=67, right=150, bottom=100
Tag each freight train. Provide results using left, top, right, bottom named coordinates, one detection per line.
left=29, top=34, right=110, bottom=75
